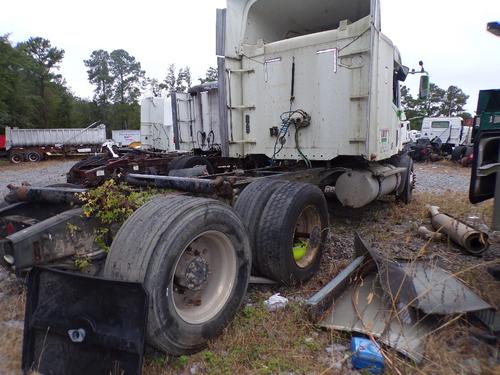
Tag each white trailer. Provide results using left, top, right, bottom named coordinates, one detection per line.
left=111, top=130, right=141, bottom=147
left=140, top=97, right=175, bottom=151
left=140, top=83, right=221, bottom=152
left=2, top=124, right=107, bottom=163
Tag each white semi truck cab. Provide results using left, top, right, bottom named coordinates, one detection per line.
left=420, top=116, right=472, bottom=148
left=219, top=0, right=409, bottom=163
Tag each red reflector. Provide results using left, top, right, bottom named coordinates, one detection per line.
left=6, top=223, right=15, bottom=235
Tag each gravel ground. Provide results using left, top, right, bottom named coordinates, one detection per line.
left=414, top=161, right=471, bottom=193
left=0, top=159, right=78, bottom=200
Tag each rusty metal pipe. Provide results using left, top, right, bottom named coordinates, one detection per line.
left=428, top=205, right=489, bottom=255
left=4, top=185, right=86, bottom=205
left=126, top=174, right=233, bottom=198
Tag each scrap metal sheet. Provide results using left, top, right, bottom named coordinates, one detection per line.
left=399, top=262, right=493, bottom=315
left=319, top=273, right=433, bottom=363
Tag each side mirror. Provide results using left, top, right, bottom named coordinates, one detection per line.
left=419, top=75, right=430, bottom=100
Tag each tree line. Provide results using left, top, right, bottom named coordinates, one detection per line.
left=1, top=34, right=469, bottom=133
left=401, top=83, right=470, bottom=130
left=0, top=35, right=218, bottom=133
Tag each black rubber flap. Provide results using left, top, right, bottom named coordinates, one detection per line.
left=22, top=267, right=148, bottom=375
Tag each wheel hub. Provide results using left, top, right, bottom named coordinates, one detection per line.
left=309, top=226, right=321, bottom=249
left=172, top=231, right=237, bottom=324
left=175, top=254, right=209, bottom=291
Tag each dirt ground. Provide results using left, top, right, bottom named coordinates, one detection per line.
left=0, top=159, right=498, bottom=374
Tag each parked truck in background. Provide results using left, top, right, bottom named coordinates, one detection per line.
left=420, top=116, right=473, bottom=152
left=410, top=116, right=474, bottom=164
left=0, top=124, right=107, bottom=163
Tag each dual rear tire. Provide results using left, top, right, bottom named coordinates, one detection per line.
left=9, top=150, right=43, bottom=163
left=235, top=179, right=329, bottom=285
left=104, top=180, right=328, bottom=354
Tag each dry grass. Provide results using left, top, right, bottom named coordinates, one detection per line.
left=143, top=297, right=345, bottom=375
left=0, top=277, right=26, bottom=375
left=420, top=321, right=499, bottom=375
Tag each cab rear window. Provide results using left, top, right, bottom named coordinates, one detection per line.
left=431, top=121, right=449, bottom=129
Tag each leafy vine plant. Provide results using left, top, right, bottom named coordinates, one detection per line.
left=78, top=180, right=159, bottom=257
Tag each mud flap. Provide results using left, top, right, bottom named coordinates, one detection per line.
left=22, top=267, right=148, bottom=375
left=469, top=131, right=500, bottom=204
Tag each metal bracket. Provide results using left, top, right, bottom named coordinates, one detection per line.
left=229, top=140, right=257, bottom=144
left=225, top=68, right=255, bottom=74
left=477, top=162, right=500, bottom=177
left=227, top=105, right=256, bottom=110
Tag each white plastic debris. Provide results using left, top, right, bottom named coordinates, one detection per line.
left=263, top=293, right=288, bottom=311
left=325, top=344, right=348, bottom=354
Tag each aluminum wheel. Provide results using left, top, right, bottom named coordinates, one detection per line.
left=172, top=230, right=237, bottom=324
left=293, top=205, right=322, bottom=268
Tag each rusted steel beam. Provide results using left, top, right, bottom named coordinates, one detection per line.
left=5, top=186, right=87, bottom=205
left=2, top=208, right=100, bottom=271
left=126, top=174, right=234, bottom=198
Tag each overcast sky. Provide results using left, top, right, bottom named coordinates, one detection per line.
left=1, top=0, right=499, bottom=113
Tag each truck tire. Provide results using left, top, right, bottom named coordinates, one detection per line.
left=169, top=155, right=215, bottom=175
left=400, top=158, right=414, bottom=204
left=9, top=152, right=24, bottom=164
left=255, top=182, right=328, bottom=285
left=234, top=178, right=287, bottom=274
left=392, top=153, right=414, bottom=204
left=67, top=155, right=106, bottom=183
left=451, top=145, right=466, bottom=161
left=104, top=195, right=251, bottom=355
left=27, top=150, right=42, bottom=162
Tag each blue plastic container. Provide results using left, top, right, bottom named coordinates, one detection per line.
left=351, top=337, right=384, bottom=374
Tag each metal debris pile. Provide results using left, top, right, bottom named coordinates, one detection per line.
left=306, top=234, right=499, bottom=372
